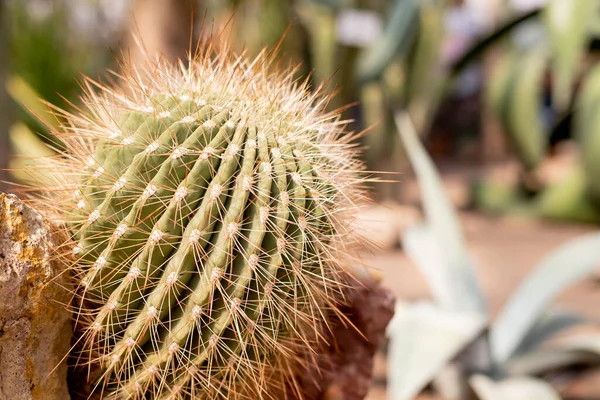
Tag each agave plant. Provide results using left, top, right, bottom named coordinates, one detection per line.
left=387, top=112, right=600, bottom=400
left=22, top=39, right=367, bottom=399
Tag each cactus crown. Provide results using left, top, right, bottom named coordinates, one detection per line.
left=26, top=40, right=366, bottom=399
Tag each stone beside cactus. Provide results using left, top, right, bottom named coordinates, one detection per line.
left=0, top=193, right=72, bottom=400
left=26, top=42, right=366, bottom=399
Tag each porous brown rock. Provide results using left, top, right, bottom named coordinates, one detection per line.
left=299, top=268, right=396, bottom=400
left=0, top=193, right=71, bottom=400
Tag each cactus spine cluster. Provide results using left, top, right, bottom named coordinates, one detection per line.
left=28, top=41, right=365, bottom=399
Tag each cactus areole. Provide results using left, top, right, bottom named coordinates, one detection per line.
left=27, top=42, right=366, bottom=399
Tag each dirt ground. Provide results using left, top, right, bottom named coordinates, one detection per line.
left=356, top=204, right=600, bottom=400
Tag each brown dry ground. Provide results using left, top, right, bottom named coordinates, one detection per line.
left=356, top=204, right=600, bottom=400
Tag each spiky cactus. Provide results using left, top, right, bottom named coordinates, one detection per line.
left=26, top=42, right=366, bottom=399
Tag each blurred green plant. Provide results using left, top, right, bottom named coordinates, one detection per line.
left=327, top=0, right=600, bottom=223
left=388, top=112, right=600, bottom=400
left=7, top=1, right=88, bottom=133
left=8, top=122, right=55, bottom=185
left=6, top=75, right=62, bottom=144
left=464, top=0, right=600, bottom=223
left=10, top=0, right=600, bottom=224
left=5, top=0, right=116, bottom=184
left=486, top=48, right=547, bottom=171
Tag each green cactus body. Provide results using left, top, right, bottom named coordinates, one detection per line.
left=29, top=45, right=365, bottom=399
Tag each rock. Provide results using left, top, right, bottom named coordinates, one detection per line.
left=298, top=270, right=396, bottom=400
left=0, top=193, right=71, bottom=400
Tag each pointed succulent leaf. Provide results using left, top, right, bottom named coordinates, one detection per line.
left=544, top=0, right=596, bottom=112
left=396, top=111, right=486, bottom=314
left=387, top=302, right=486, bottom=400
left=574, top=64, right=600, bottom=204
left=513, top=309, right=586, bottom=357
left=491, top=232, right=600, bottom=364
left=488, top=49, right=547, bottom=170
left=405, top=1, right=446, bottom=130
left=6, top=74, right=61, bottom=131
left=357, top=0, right=420, bottom=83
left=508, top=333, right=600, bottom=375
left=449, top=8, right=542, bottom=77
left=470, top=375, right=561, bottom=400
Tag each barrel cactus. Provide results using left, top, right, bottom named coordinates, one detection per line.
left=26, top=42, right=366, bottom=399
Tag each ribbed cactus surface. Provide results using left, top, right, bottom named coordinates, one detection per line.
left=28, top=44, right=364, bottom=399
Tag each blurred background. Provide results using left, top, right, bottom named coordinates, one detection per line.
left=2, top=0, right=600, bottom=399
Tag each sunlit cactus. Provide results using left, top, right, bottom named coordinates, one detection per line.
left=24, top=40, right=367, bottom=399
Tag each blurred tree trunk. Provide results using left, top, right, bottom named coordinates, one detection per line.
left=126, top=0, right=197, bottom=67
left=0, top=0, right=12, bottom=190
